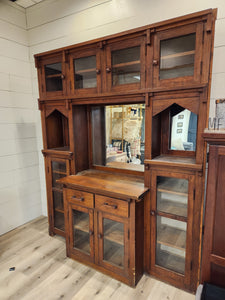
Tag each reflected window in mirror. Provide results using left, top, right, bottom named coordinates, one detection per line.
left=91, top=104, right=145, bottom=172
left=170, top=106, right=197, bottom=152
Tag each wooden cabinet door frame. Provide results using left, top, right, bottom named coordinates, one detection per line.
left=97, top=211, right=129, bottom=277
left=149, top=170, right=194, bottom=289
left=40, top=54, right=67, bottom=98
left=67, top=202, right=94, bottom=263
left=47, top=157, right=70, bottom=236
left=153, top=23, right=203, bottom=88
left=105, top=36, right=146, bottom=92
left=69, top=47, right=101, bottom=96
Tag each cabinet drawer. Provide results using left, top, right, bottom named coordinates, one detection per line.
left=95, top=195, right=129, bottom=218
left=66, top=188, right=94, bottom=208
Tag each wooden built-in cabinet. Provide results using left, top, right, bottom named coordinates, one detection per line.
left=60, top=170, right=147, bottom=286
left=36, top=9, right=216, bottom=291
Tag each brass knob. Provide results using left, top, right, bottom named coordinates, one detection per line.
left=96, top=69, right=101, bottom=75
left=150, top=210, right=156, bottom=216
left=152, top=60, right=158, bottom=66
left=106, top=67, right=111, bottom=73
left=61, top=74, right=65, bottom=79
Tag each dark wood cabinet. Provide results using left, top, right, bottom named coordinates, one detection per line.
left=201, top=131, right=225, bottom=288
left=35, top=9, right=216, bottom=290
left=62, top=170, right=147, bottom=286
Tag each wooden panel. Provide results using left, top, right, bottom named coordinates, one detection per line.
left=212, top=154, right=225, bottom=257
left=66, top=188, right=94, bottom=208
left=95, top=195, right=129, bottom=218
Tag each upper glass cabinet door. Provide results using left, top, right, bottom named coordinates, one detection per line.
left=106, top=36, right=145, bottom=92
left=40, top=55, right=66, bottom=97
left=153, top=23, right=203, bottom=88
left=70, top=48, right=101, bottom=95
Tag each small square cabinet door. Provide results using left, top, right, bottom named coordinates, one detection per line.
left=98, top=211, right=129, bottom=276
left=40, top=55, right=66, bottom=97
left=70, top=48, right=101, bottom=95
left=105, top=36, right=146, bottom=92
left=152, top=23, right=203, bottom=88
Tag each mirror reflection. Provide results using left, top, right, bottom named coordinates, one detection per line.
left=92, top=104, right=145, bottom=171
left=170, top=107, right=197, bottom=151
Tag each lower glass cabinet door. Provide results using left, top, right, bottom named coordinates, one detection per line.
left=72, top=209, right=90, bottom=255
left=103, top=218, right=124, bottom=268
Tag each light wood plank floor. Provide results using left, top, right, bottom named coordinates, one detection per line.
left=0, top=216, right=195, bottom=300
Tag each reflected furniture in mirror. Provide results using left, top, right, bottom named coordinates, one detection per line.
left=35, top=9, right=216, bottom=291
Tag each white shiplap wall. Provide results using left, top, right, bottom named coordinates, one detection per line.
left=26, top=0, right=225, bottom=216
left=0, top=0, right=42, bottom=235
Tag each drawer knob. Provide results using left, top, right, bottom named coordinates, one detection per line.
left=104, top=202, right=117, bottom=209
left=106, top=67, right=111, bottom=73
left=89, top=230, right=94, bottom=236
left=61, top=74, right=65, bottom=79
left=96, top=69, right=101, bottom=75
left=71, top=196, right=84, bottom=202
left=152, top=60, right=158, bottom=66
left=150, top=210, right=156, bottom=216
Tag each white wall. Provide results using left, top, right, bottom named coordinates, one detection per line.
left=0, top=0, right=42, bottom=235
left=25, top=0, right=225, bottom=215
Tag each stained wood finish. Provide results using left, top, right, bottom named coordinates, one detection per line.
left=58, top=169, right=148, bottom=201
left=0, top=216, right=196, bottom=300
left=201, top=132, right=225, bottom=287
left=61, top=170, right=147, bottom=286
left=35, top=9, right=216, bottom=292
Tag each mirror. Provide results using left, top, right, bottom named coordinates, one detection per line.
left=170, top=107, right=197, bottom=151
left=91, top=104, right=145, bottom=172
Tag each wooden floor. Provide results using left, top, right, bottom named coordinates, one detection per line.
left=0, top=216, right=195, bottom=300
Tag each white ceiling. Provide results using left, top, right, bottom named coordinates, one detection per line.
left=13, top=0, right=45, bottom=8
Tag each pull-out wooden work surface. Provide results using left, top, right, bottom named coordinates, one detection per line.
left=58, top=169, right=149, bottom=286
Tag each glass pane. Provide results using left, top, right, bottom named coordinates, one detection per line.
left=160, top=34, right=196, bottom=80
left=53, top=190, right=64, bottom=211
left=103, top=218, right=124, bottom=268
left=54, top=211, right=64, bottom=231
left=45, top=63, right=62, bottom=75
left=91, top=104, right=145, bottom=172
left=45, top=63, right=62, bottom=91
left=74, top=56, right=96, bottom=89
left=52, top=161, right=66, bottom=188
left=156, top=216, right=186, bottom=274
left=170, top=107, right=198, bottom=151
left=157, top=176, right=188, bottom=217
left=112, top=46, right=140, bottom=86
left=73, top=210, right=90, bottom=254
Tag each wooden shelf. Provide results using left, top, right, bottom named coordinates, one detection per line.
left=75, top=68, right=96, bottom=74
left=104, top=222, right=124, bottom=246
left=46, top=74, right=62, bottom=78
left=53, top=170, right=67, bottom=175
left=74, top=215, right=89, bottom=233
left=156, top=249, right=185, bottom=274
left=160, top=63, right=194, bottom=72
left=113, top=60, right=140, bottom=69
left=157, top=177, right=188, bottom=196
left=158, top=200, right=187, bottom=218
left=161, top=50, right=195, bottom=60
left=157, top=224, right=186, bottom=251
left=55, top=207, right=64, bottom=214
